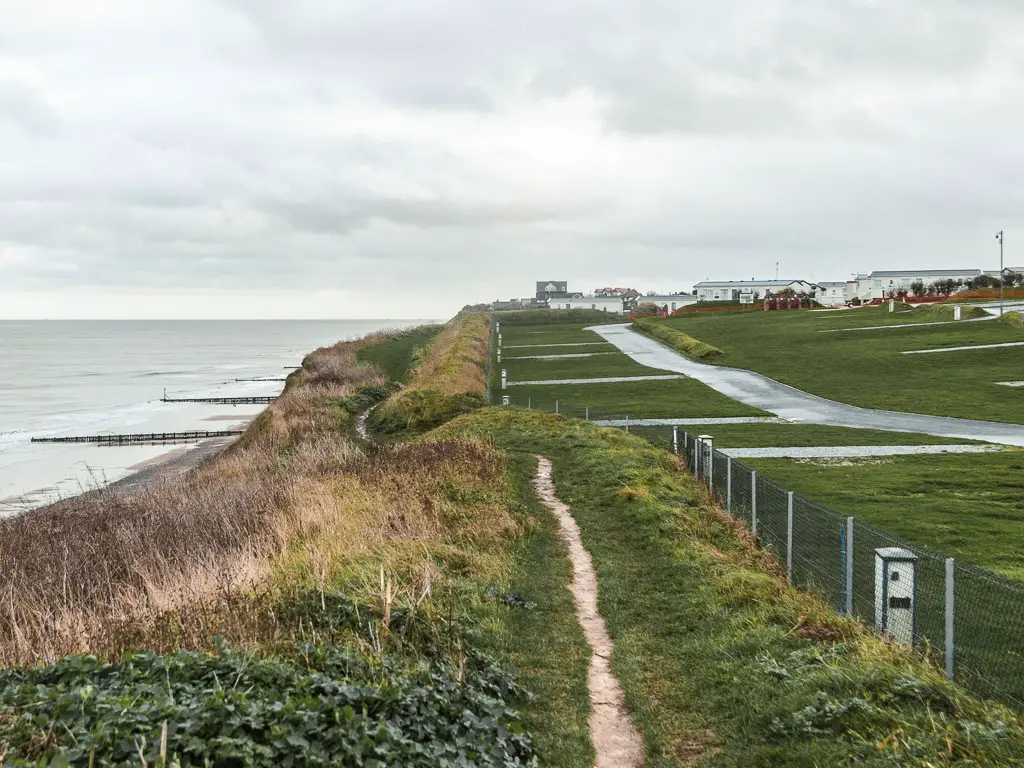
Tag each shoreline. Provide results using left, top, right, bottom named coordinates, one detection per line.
left=3, top=419, right=253, bottom=517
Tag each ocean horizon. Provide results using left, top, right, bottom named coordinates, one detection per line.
left=0, top=319, right=431, bottom=515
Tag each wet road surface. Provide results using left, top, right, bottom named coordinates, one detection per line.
left=589, top=324, right=1024, bottom=447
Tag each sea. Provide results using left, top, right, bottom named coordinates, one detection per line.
left=0, top=320, right=426, bottom=516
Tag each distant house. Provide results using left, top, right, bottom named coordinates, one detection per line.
left=852, top=269, right=987, bottom=301
left=548, top=296, right=625, bottom=313
left=536, top=280, right=569, bottom=300
left=693, top=279, right=818, bottom=302
left=815, top=282, right=848, bottom=307
left=594, top=287, right=641, bottom=300
left=638, top=293, right=699, bottom=313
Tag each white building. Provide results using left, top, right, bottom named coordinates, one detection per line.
left=815, top=281, right=848, bottom=307
left=852, top=269, right=986, bottom=301
left=693, top=279, right=818, bottom=302
left=637, top=293, right=698, bottom=313
left=548, top=296, right=625, bottom=313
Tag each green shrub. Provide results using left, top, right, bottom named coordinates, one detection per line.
left=632, top=317, right=724, bottom=359
left=0, top=640, right=535, bottom=767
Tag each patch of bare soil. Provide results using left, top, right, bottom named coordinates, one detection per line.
left=533, top=456, right=644, bottom=768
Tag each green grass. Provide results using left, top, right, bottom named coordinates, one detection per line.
left=501, top=379, right=766, bottom=419
left=486, top=452, right=593, bottom=767
left=356, top=324, right=444, bottom=382
left=504, top=351, right=664, bottom=382
left=628, top=423, right=982, bottom=449
left=654, top=306, right=1024, bottom=422
left=501, top=323, right=613, bottom=346
left=742, top=452, right=1024, bottom=580
left=438, top=408, right=1024, bottom=766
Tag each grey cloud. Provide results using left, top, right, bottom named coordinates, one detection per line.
left=2, top=0, right=1024, bottom=316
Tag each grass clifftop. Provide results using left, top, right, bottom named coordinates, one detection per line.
left=371, top=311, right=491, bottom=435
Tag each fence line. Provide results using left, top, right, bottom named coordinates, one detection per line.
left=492, top=392, right=1024, bottom=710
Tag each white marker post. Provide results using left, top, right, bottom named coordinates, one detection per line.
left=672, top=426, right=678, bottom=454
left=502, top=395, right=510, bottom=406
left=501, top=369, right=507, bottom=390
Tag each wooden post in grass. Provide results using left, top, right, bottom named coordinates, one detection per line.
left=527, top=397, right=531, bottom=409
left=555, top=400, right=559, bottom=415
left=945, top=558, right=956, bottom=681
left=751, top=471, right=758, bottom=536
left=845, top=517, right=854, bottom=616
left=585, top=406, right=589, bottom=421
left=625, top=415, right=630, bottom=433
left=787, top=491, right=794, bottom=584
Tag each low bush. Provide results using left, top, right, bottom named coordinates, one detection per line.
left=632, top=317, right=724, bottom=359
left=910, top=304, right=989, bottom=321
left=0, top=607, right=536, bottom=767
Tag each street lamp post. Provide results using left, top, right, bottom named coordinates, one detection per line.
left=996, top=230, right=1005, bottom=316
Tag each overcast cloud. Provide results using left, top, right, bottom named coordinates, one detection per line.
left=1, top=0, right=1024, bottom=318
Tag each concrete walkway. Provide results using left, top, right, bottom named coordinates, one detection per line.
left=903, top=341, right=1024, bottom=355
left=503, top=352, right=615, bottom=360
left=504, top=342, right=611, bottom=349
left=720, top=445, right=1003, bottom=459
left=507, top=374, right=684, bottom=386
left=820, top=316, right=995, bottom=333
left=588, top=323, right=1024, bottom=446
left=592, top=416, right=787, bottom=426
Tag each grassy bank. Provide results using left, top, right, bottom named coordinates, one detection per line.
left=633, top=316, right=724, bottom=359
left=438, top=409, right=1024, bottom=765
left=0, top=326, right=590, bottom=766
left=372, top=312, right=491, bottom=435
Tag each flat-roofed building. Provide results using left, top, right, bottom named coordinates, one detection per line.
left=693, top=279, right=818, bottom=302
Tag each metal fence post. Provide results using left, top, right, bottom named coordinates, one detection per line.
left=705, top=437, right=714, bottom=489
left=786, top=491, right=794, bottom=584
left=726, top=457, right=732, bottom=513
left=945, top=558, right=955, bottom=681
left=845, top=517, right=854, bottom=616
left=751, top=470, right=758, bottom=536
left=672, top=426, right=678, bottom=454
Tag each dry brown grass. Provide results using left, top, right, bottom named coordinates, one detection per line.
left=373, top=313, right=491, bottom=433
left=0, top=331, right=517, bottom=665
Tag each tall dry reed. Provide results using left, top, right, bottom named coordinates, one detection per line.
left=0, top=330, right=513, bottom=665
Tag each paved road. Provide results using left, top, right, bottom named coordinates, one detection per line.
left=588, top=324, right=1024, bottom=447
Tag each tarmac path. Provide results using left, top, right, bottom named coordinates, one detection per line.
left=588, top=324, right=1024, bottom=447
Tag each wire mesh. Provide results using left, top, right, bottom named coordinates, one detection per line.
left=480, top=360, right=1024, bottom=709
left=954, top=562, right=1024, bottom=708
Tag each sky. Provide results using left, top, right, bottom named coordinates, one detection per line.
left=2, top=1, right=1024, bottom=319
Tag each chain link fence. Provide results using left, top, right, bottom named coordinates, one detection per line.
left=490, top=390, right=1024, bottom=710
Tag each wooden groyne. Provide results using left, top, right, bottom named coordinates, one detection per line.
left=161, top=396, right=277, bottom=405
left=32, top=430, right=245, bottom=445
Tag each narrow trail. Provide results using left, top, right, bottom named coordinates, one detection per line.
left=533, top=456, right=644, bottom=768
left=354, top=405, right=378, bottom=443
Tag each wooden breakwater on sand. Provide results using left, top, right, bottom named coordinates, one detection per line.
left=32, top=430, right=246, bottom=445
